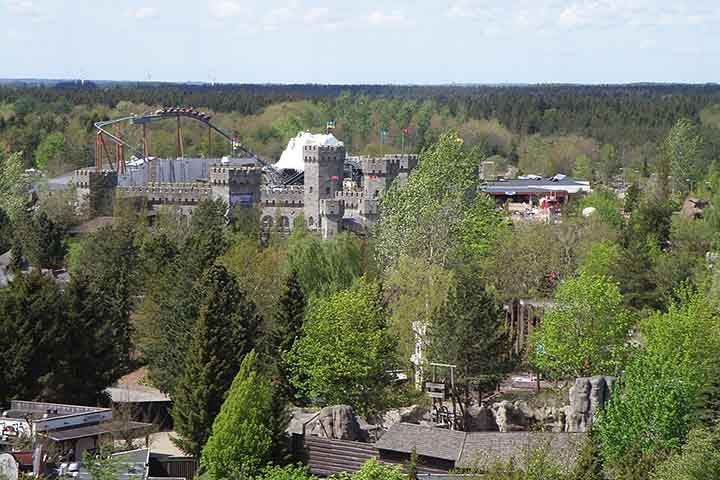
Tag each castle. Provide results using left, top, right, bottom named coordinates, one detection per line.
left=74, top=144, right=418, bottom=239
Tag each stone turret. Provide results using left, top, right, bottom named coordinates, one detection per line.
left=210, top=165, right=262, bottom=206
left=74, top=168, right=118, bottom=216
left=320, top=198, right=345, bottom=240
left=304, top=144, right=346, bottom=230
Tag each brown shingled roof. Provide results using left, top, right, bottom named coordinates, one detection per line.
left=376, top=424, right=585, bottom=470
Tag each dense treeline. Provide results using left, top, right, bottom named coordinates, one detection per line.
left=2, top=83, right=720, bottom=173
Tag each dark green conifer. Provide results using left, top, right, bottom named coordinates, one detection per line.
left=172, top=264, right=261, bottom=457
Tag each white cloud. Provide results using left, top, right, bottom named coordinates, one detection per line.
left=5, top=0, right=40, bottom=16
left=367, top=9, right=412, bottom=28
left=209, top=0, right=244, bottom=18
left=127, top=7, right=159, bottom=19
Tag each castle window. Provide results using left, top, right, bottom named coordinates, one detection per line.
left=262, top=216, right=273, bottom=227
left=280, top=216, right=290, bottom=229
left=308, top=217, right=314, bottom=226
left=326, top=187, right=331, bottom=195
left=309, top=186, right=313, bottom=193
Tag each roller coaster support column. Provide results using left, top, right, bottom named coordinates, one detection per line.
left=176, top=115, right=184, bottom=159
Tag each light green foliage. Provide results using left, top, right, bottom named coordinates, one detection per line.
left=578, top=241, right=621, bottom=279
left=386, top=256, right=454, bottom=362
left=700, top=104, right=720, bottom=129
left=573, top=154, right=593, bottom=180
left=652, top=427, right=720, bottom=480
left=598, top=292, right=720, bottom=469
left=34, top=132, right=67, bottom=172
left=219, top=237, right=287, bottom=326
left=332, top=459, right=406, bottom=480
left=597, top=144, right=620, bottom=183
left=260, top=465, right=317, bottom=480
left=580, top=190, right=623, bottom=228
left=664, top=118, right=704, bottom=195
left=482, top=223, right=571, bottom=301
left=287, top=279, right=397, bottom=415
left=0, top=152, right=29, bottom=222
left=201, top=351, right=273, bottom=480
left=482, top=445, right=569, bottom=480
left=82, top=446, right=122, bottom=480
left=531, top=272, right=633, bottom=379
left=286, top=229, right=362, bottom=299
left=376, top=131, right=508, bottom=273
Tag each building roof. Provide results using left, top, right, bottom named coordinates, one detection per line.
left=105, top=387, right=171, bottom=404
left=376, top=424, right=466, bottom=462
left=377, top=424, right=584, bottom=470
left=482, top=176, right=590, bottom=196
left=458, top=432, right=584, bottom=470
left=48, top=421, right=153, bottom=442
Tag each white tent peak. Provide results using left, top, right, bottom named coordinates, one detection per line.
left=274, top=131, right=343, bottom=172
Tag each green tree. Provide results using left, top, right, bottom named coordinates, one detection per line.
left=287, top=279, right=397, bottom=416
left=430, top=275, right=513, bottom=411
left=201, top=351, right=272, bottom=479
left=573, top=154, right=593, bottom=180
left=663, top=118, right=704, bottom=195
left=286, top=229, right=363, bottom=299
left=140, top=200, right=229, bottom=394
left=0, top=272, right=67, bottom=404
left=531, top=273, right=633, bottom=379
left=0, top=152, right=29, bottom=222
left=385, top=255, right=455, bottom=364
left=34, top=132, right=67, bottom=173
left=375, top=131, right=508, bottom=273
left=82, top=445, right=122, bottom=480
left=0, top=208, right=10, bottom=253
left=172, top=265, right=260, bottom=457
left=598, top=292, right=720, bottom=472
left=653, top=427, right=720, bottom=480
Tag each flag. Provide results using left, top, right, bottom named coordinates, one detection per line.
left=402, top=127, right=411, bottom=135
left=331, top=175, right=340, bottom=181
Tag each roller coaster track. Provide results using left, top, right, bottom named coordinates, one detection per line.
left=94, top=107, right=283, bottom=184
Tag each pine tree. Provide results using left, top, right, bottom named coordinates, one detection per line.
left=430, top=274, right=514, bottom=416
left=201, top=351, right=273, bottom=479
left=269, top=271, right=306, bottom=398
left=172, top=265, right=261, bottom=457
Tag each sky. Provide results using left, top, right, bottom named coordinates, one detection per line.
left=0, top=0, right=718, bottom=84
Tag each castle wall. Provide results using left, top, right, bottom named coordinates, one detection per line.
left=74, top=168, right=118, bottom=216
left=210, top=165, right=262, bottom=206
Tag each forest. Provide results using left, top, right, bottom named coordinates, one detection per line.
left=2, top=84, right=720, bottom=479
left=2, top=83, right=720, bottom=179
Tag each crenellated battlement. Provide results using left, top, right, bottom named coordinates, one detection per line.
left=118, top=182, right=212, bottom=204
left=303, top=144, right=347, bottom=164
left=320, top=198, right=345, bottom=217
left=360, top=198, right=379, bottom=216
left=261, top=186, right=305, bottom=207
left=209, top=165, right=263, bottom=185
left=74, top=168, right=118, bottom=188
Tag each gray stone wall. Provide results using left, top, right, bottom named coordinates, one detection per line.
left=303, top=145, right=345, bottom=230
left=74, top=168, right=118, bottom=216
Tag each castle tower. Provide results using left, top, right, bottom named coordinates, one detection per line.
left=74, top=168, right=118, bottom=216
left=210, top=165, right=262, bottom=207
left=303, top=144, right=345, bottom=230
left=320, top=199, right=345, bottom=240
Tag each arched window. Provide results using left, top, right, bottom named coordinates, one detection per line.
left=280, top=216, right=290, bottom=229
left=308, top=216, right=314, bottom=226
left=262, top=215, right=273, bottom=227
